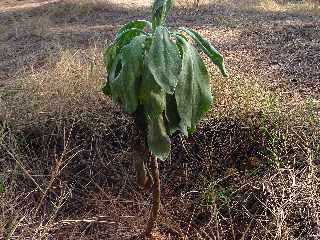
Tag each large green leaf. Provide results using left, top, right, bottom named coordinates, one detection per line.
left=152, top=0, right=173, bottom=28
left=179, top=27, right=228, bottom=77
left=139, top=65, right=166, bottom=119
left=104, top=28, right=145, bottom=67
left=114, top=28, right=147, bottom=50
left=103, top=43, right=117, bottom=72
left=147, top=26, right=181, bottom=94
left=102, top=28, right=147, bottom=96
left=109, top=35, right=148, bottom=112
left=147, top=114, right=171, bottom=160
left=116, top=20, right=152, bottom=38
left=175, top=36, right=213, bottom=136
left=102, top=44, right=117, bottom=96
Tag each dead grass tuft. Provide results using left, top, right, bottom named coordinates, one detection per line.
left=260, top=0, right=320, bottom=15
left=45, top=0, right=112, bottom=21
left=176, top=0, right=320, bottom=16
left=1, top=44, right=108, bottom=126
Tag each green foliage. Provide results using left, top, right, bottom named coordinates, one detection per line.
left=147, top=115, right=171, bottom=160
left=217, top=187, right=233, bottom=203
left=102, top=0, right=227, bottom=160
left=175, top=35, right=212, bottom=135
left=147, top=26, right=181, bottom=94
left=0, top=86, right=19, bottom=99
left=109, top=35, right=148, bottom=112
left=152, top=0, right=173, bottom=29
left=0, top=176, right=5, bottom=194
left=203, top=183, right=233, bottom=205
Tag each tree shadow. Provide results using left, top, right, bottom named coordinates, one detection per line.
left=1, top=111, right=267, bottom=239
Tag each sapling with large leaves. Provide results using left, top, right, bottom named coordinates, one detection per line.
left=102, top=0, right=227, bottom=236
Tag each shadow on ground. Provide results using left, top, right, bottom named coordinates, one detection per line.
left=1, top=112, right=271, bottom=239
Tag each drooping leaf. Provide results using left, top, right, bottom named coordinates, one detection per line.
left=105, top=28, right=146, bottom=70
left=152, top=0, right=173, bottom=28
left=109, top=35, right=148, bottom=112
left=114, top=28, right=147, bottom=51
left=179, top=27, right=228, bottom=77
left=139, top=65, right=166, bottom=119
left=147, top=114, right=171, bottom=160
left=102, top=28, right=147, bottom=96
left=103, top=43, right=117, bottom=72
left=102, top=44, right=118, bottom=96
left=175, top=35, right=213, bottom=136
left=116, top=20, right=152, bottom=38
left=165, top=94, right=181, bottom=135
left=108, top=54, right=122, bottom=83
left=147, top=26, right=181, bottom=94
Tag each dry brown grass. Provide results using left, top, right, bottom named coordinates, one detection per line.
left=176, top=0, right=320, bottom=17
left=257, top=0, right=320, bottom=15
left=1, top=0, right=319, bottom=239
left=1, top=46, right=107, bottom=125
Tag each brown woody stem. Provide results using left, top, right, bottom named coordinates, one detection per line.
left=145, top=155, right=161, bottom=237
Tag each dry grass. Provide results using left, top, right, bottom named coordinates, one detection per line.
left=176, top=0, right=320, bottom=17
left=1, top=0, right=320, bottom=239
left=257, top=0, right=320, bottom=16
left=1, top=46, right=109, bottom=130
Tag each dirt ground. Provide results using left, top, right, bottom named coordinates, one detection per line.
left=1, top=0, right=319, bottom=96
left=0, top=0, right=319, bottom=239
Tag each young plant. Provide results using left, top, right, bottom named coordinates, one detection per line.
left=102, top=0, right=227, bottom=236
